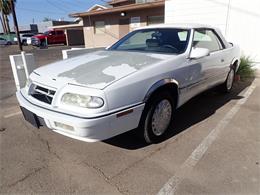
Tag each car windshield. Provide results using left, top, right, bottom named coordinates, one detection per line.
left=110, top=28, right=190, bottom=54
left=43, top=31, right=49, bottom=35
left=23, top=34, right=33, bottom=37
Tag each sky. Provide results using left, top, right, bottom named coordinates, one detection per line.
left=1, top=0, right=108, bottom=32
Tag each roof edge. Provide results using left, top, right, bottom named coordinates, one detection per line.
left=70, top=1, right=165, bottom=17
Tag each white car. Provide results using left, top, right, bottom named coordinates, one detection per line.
left=17, top=24, right=240, bottom=143
left=14, top=33, right=34, bottom=45
left=0, top=37, right=11, bottom=45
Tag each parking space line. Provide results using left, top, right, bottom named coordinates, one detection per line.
left=158, top=84, right=256, bottom=195
left=4, top=111, right=22, bottom=119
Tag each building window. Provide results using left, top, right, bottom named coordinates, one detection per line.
left=147, top=16, right=164, bottom=26
left=94, top=21, right=105, bottom=34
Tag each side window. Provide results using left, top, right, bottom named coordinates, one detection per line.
left=193, top=29, right=223, bottom=52
left=147, top=16, right=164, bottom=26
left=57, top=31, right=64, bottom=35
left=94, top=21, right=105, bottom=34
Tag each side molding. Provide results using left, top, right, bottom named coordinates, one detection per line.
left=143, top=78, right=179, bottom=103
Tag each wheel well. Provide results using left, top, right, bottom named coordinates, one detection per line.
left=145, top=83, right=179, bottom=108
left=232, top=59, right=239, bottom=72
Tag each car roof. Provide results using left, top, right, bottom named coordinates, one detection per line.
left=137, top=23, right=215, bottom=30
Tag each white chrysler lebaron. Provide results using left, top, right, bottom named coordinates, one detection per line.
left=17, top=24, right=240, bottom=143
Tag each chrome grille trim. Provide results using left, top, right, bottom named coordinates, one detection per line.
left=29, top=84, right=56, bottom=104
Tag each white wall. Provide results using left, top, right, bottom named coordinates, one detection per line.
left=165, top=0, right=260, bottom=62
left=226, top=0, right=260, bottom=62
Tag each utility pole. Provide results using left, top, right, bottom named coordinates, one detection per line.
left=10, top=0, right=22, bottom=51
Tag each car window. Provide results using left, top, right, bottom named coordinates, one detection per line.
left=44, top=31, right=55, bottom=36
left=23, top=34, right=33, bottom=37
left=178, top=31, right=188, bottom=41
left=56, top=31, right=64, bottom=35
left=0, top=38, right=4, bottom=40
left=193, top=29, right=223, bottom=52
left=110, top=28, right=190, bottom=54
left=119, top=31, right=154, bottom=49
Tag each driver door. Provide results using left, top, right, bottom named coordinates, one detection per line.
left=180, top=29, right=225, bottom=103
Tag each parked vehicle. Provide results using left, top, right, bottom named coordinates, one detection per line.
left=17, top=24, right=240, bottom=143
left=0, top=37, right=12, bottom=45
left=31, top=30, right=66, bottom=47
left=14, top=33, right=35, bottom=45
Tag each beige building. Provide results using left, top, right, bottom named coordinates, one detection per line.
left=50, top=19, right=85, bottom=46
left=70, top=0, right=165, bottom=48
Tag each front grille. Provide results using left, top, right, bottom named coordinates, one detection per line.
left=31, top=37, right=39, bottom=45
left=30, top=84, right=56, bottom=104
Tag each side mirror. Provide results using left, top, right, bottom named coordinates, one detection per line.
left=189, top=47, right=210, bottom=59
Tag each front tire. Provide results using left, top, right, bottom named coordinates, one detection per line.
left=22, top=40, right=28, bottom=46
left=138, top=91, right=175, bottom=144
left=40, top=39, right=47, bottom=47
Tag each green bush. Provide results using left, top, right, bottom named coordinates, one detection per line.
left=237, top=56, right=255, bottom=78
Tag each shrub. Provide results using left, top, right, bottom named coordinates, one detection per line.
left=237, top=56, right=255, bottom=79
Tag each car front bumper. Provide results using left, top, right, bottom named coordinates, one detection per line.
left=31, top=39, right=40, bottom=46
left=17, top=91, right=145, bottom=142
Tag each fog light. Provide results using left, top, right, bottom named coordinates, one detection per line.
left=54, top=122, right=74, bottom=131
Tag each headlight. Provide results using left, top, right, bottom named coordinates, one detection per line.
left=61, top=93, right=104, bottom=108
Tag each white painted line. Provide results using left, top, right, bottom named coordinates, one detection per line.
left=4, top=111, right=22, bottom=119
left=158, top=84, right=256, bottom=195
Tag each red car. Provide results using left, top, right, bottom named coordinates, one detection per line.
left=31, top=30, right=66, bottom=47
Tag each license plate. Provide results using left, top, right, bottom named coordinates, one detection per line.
left=20, top=107, right=40, bottom=128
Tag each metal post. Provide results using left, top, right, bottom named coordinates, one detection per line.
left=21, top=51, right=29, bottom=79
left=10, top=0, right=23, bottom=51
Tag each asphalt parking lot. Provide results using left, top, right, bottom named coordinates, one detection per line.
left=0, top=45, right=260, bottom=194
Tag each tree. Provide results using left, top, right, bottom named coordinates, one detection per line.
left=0, top=0, right=16, bottom=34
left=0, top=12, right=6, bottom=33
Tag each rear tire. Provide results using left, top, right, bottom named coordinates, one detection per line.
left=138, top=91, right=175, bottom=144
left=220, top=68, right=235, bottom=93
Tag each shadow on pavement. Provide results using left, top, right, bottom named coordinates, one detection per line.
left=104, top=78, right=254, bottom=150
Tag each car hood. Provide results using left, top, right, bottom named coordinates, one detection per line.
left=34, top=50, right=173, bottom=89
left=32, top=34, right=45, bottom=39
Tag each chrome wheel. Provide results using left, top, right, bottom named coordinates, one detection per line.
left=151, top=99, right=172, bottom=136
left=227, top=70, right=235, bottom=90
